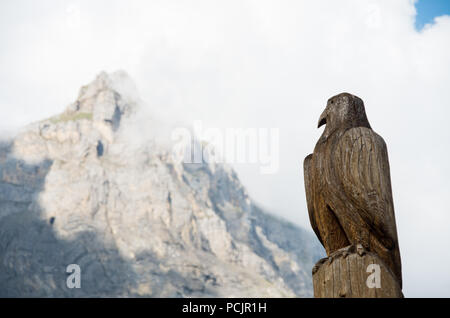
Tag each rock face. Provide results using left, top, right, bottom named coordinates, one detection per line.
left=0, top=71, right=323, bottom=297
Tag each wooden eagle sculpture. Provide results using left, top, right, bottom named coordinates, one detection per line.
left=304, top=93, right=402, bottom=287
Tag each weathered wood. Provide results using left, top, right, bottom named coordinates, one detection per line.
left=304, top=93, right=403, bottom=296
left=312, top=246, right=402, bottom=298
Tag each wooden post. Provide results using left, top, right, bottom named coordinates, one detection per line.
left=312, top=246, right=403, bottom=298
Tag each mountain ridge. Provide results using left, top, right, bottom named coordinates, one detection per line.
left=0, top=71, right=323, bottom=297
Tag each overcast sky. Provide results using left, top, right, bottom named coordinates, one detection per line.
left=1, top=0, right=449, bottom=297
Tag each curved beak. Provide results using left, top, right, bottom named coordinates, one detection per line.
left=318, top=108, right=327, bottom=128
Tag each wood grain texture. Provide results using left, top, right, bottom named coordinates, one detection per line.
left=304, top=93, right=402, bottom=296
left=312, top=247, right=402, bottom=298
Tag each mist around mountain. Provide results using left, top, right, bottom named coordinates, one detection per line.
left=0, top=71, right=323, bottom=297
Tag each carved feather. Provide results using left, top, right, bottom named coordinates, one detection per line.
left=304, top=154, right=323, bottom=246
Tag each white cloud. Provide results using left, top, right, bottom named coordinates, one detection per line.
left=1, top=0, right=449, bottom=297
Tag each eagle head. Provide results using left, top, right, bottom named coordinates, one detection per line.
left=318, top=92, right=371, bottom=139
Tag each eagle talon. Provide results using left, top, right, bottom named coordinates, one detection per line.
left=312, top=257, right=328, bottom=274
left=327, top=255, right=334, bottom=264
left=356, top=244, right=366, bottom=256
left=341, top=245, right=354, bottom=258
left=312, top=264, right=320, bottom=274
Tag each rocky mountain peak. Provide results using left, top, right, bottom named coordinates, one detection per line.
left=12, top=71, right=140, bottom=164
left=0, top=72, right=323, bottom=297
left=70, top=70, right=138, bottom=123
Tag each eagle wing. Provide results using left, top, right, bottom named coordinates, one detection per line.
left=304, top=154, right=323, bottom=245
left=334, top=127, right=399, bottom=250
